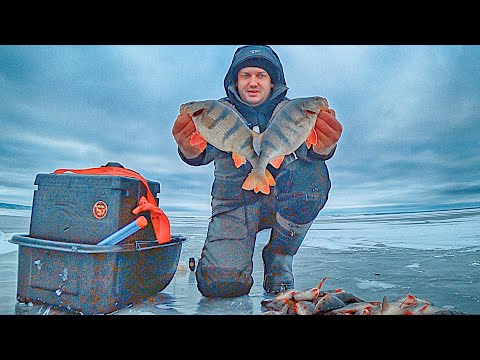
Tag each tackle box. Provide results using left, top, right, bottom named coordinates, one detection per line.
left=29, top=172, right=161, bottom=245
left=9, top=234, right=186, bottom=315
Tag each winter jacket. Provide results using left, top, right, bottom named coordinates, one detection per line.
left=178, top=45, right=336, bottom=210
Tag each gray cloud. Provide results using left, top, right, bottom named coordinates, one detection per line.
left=1, top=45, right=479, bottom=216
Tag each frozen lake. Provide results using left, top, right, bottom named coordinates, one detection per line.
left=1, top=207, right=479, bottom=315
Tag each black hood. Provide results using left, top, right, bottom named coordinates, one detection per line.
left=223, top=45, right=287, bottom=92
left=222, top=45, right=289, bottom=130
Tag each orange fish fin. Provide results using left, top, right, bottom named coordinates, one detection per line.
left=242, top=172, right=259, bottom=191
left=305, top=129, right=318, bottom=149
left=401, top=294, right=417, bottom=307
left=407, top=294, right=417, bottom=301
left=269, top=156, right=285, bottom=169
left=419, top=304, right=430, bottom=312
left=190, top=131, right=204, bottom=146
left=265, top=169, right=276, bottom=186
left=360, top=308, right=370, bottom=315
left=256, top=180, right=270, bottom=195
left=317, top=276, right=327, bottom=289
left=232, top=153, right=246, bottom=168
left=243, top=171, right=271, bottom=195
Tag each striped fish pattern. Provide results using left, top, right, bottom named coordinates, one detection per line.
left=179, top=100, right=273, bottom=187
left=242, top=96, right=329, bottom=195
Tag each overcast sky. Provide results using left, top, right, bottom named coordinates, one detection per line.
left=1, top=45, right=479, bottom=216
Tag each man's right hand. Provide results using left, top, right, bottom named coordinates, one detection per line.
left=172, top=114, right=204, bottom=159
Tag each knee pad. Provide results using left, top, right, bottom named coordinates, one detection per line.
left=275, top=160, right=331, bottom=224
left=195, top=261, right=253, bottom=298
left=267, top=213, right=313, bottom=256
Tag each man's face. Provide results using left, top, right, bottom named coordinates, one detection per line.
left=237, top=67, right=273, bottom=107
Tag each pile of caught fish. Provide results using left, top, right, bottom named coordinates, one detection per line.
left=260, top=277, right=468, bottom=315
left=180, top=96, right=329, bottom=195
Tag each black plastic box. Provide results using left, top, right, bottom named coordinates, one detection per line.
left=9, top=234, right=186, bottom=315
left=29, top=173, right=161, bottom=245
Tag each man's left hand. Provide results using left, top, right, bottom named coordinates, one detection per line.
left=312, top=108, right=343, bottom=155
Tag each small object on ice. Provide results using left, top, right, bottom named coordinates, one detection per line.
left=189, top=257, right=196, bottom=271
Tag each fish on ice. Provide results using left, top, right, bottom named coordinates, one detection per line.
left=261, top=276, right=470, bottom=315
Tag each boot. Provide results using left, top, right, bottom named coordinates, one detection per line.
left=262, top=213, right=313, bottom=294
left=262, top=250, right=294, bottom=294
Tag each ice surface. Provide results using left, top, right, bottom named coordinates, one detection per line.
left=2, top=207, right=480, bottom=315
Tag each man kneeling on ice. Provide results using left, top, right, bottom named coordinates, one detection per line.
left=172, top=45, right=343, bottom=297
